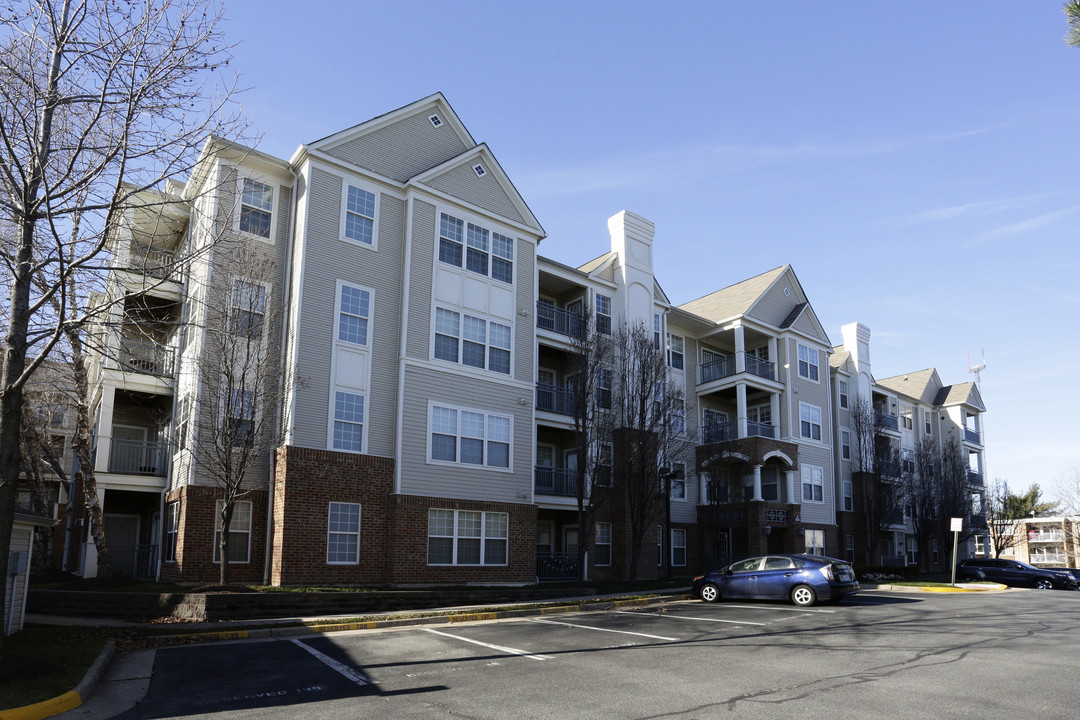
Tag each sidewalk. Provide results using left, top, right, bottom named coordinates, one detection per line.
left=10, top=583, right=1007, bottom=720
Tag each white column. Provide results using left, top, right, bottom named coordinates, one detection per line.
left=751, top=464, right=763, bottom=502
left=770, top=393, right=781, bottom=438
left=767, top=337, right=778, bottom=379
left=785, top=470, right=796, bottom=504
left=737, top=383, right=748, bottom=439
left=94, top=385, right=116, bottom=474
left=734, top=324, right=746, bottom=374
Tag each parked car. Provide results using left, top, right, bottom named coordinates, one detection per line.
left=955, top=559, right=1078, bottom=590
left=1044, top=567, right=1080, bottom=588
left=691, top=554, right=859, bottom=607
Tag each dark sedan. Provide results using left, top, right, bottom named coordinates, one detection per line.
left=955, top=559, right=1078, bottom=590
left=691, top=554, right=859, bottom=607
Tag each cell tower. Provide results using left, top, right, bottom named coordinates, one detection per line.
left=968, top=348, right=986, bottom=390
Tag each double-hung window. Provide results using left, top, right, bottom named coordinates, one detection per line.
left=226, top=388, right=255, bottom=448
left=670, top=462, right=686, bottom=500
left=797, top=343, right=820, bottom=382
left=595, top=522, right=612, bottom=566
left=924, top=410, right=933, bottom=435
left=439, top=213, right=464, bottom=267
left=239, top=179, right=273, bottom=239
left=430, top=405, right=511, bottom=468
left=802, top=464, right=824, bottom=503
left=337, top=284, right=370, bottom=346
left=491, top=232, right=514, bottom=283
left=327, top=502, right=361, bottom=564
left=843, top=478, right=853, bottom=511
left=667, top=333, right=684, bottom=370
left=434, top=307, right=511, bottom=374
left=805, top=529, right=825, bottom=555
left=332, top=392, right=365, bottom=452
left=466, top=222, right=489, bottom=275
left=838, top=379, right=849, bottom=409
left=671, top=398, right=685, bottom=434
left=595, top=294, right=612, bottom=335
left=343, top=185, right=376, bottom=246
left=800, top=402, right=822, bottom=441
left=438, top=212, right=513, bottom=284
left=596, top=368, right=612, bottom=409
left=165, top=501, right=179, bottom=563
left=671, top=529, right=687, bottom=566
left=841, top=429, right=851, bottom=460
left=214, top=500, right=252, bottom=563
left=230, top=279, right=267, bottom=338
left=427, top=509, right=508, bottom=565
left=901, top=404, right=913, bottom=430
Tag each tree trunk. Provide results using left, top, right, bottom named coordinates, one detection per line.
left=67, top=333, right=111, bottom=576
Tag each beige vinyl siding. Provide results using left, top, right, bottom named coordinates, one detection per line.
left=288, top=166, right=405, bottom=457
left=513, top=237, right=535, bottom=384
left=405, top=199, right=437, bottom=360
left=798, top=443, right=836, bottom=525
left=424, top=163, right=526, bottom=225
left=792, top=311, right=822, bottom=339
left=323, top=112, right=470, bottom=183
left=399, top=364, right=533, bottom=504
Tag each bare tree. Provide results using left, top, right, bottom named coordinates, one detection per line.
left=935, top=438, right=979, bottom=565
left=904, top=436, right=940, bottom=571
left=187, top=244, right=283, bottom=584
left=984, top=478, right=1020, bottom=558
left=0, top=0, right=243, bottom=643
left=606, top=322, right=691, bottom=581
left=849, top=399, right=904, bottom=564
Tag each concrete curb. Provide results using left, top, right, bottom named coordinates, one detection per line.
left=870, top=583, right=1008, bottom=593
left=0, top=641, right=115, bottom=720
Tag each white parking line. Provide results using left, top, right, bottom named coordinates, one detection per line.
left=699, top=604, right=837, bottom=614
left=614, top=611, right=765, bottom=626
left=529, top=618, right=679, bottom=641
left=422, top=628, right=553, bottom=661
left=290, top=639, right=370, bottom=686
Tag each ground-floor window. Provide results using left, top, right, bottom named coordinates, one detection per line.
left=930, top=539, right=940, bottom=565
left=327, top=502, right=361, bottom=564
left=804, top=528, right=825, bottom=556
left=165, top=501, right=179, bottom=563
left=656, top=525, right=663, bottom=566
left=427, top=509, right=508, bottom=566
left=905, top=537, right=918, bottom=566
left=845, top=534, right=854, bottom=563
left=595, top=522, right=612, bottom=566
left=214, top=500, right=252, bottom=564
left=671, top=528, right=687, bottom=566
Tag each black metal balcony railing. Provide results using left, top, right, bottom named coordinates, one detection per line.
left=875, top=411, right=899, bottom=432
left=964, top=427, right=981, bottom=444
left=744, top=354, right=776, bottom=381
left=536, top=302, right=585, bottom=339
left=879, top=461, right=902, bottom=478
left=700, top=355, right=736, bottom=383
left=746, top=421, right=776, bottom=439
left=135, top=544, right=159, bottom=578
left=702, top=420, right=738, bottom=444
left=535, top=383, right=575, bottom=416
left=967, top=471, right=984, bottom=486
left=537, top=552, right=579, bottom=581
left=129, top=244, right=176, bottom=280
left=534, top=466, right=578, bottom=497
left=120, top=338, right=175, bottom=376
left=109, top=439, right=168, bottom=475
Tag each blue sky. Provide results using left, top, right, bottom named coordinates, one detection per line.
left=221, top=1, right=1079, bottom=499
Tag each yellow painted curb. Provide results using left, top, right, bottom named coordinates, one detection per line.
left=183, top=629, right=250, bottom=642
left=0, top=689, right=81, bottom=720
left=449, top=612, right=498, bottom=623
left=312, top=621, right=377, bottom=633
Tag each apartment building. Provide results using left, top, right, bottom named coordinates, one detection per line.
left=998, top=517, right=1080, bottom=568
left=831, top=323, right=988, bottom=570
left=74, top=94, right=988, bottom=584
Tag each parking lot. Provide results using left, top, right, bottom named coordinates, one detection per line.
left=110, top=589, right=1080, bottom=719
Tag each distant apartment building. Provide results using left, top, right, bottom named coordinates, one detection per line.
left=998, top=517, right=1080, bottom=569
left=70, top=94, right=990, bottom=584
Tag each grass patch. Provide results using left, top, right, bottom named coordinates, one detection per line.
left=0, top=626, right=109, bottom=710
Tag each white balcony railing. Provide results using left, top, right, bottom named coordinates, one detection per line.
left=1029, top=553, right=1067, bottom=565
left=1027, top=531, right=1065, bottom=543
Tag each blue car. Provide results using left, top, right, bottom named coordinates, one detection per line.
left=691, top=554, right=859, bottom=607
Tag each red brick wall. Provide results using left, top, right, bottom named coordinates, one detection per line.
left=270, top=446, right=393, bottom=586
left=388, top=494, right=537, bottom=585
left=159, top=485, right=268, bottom=585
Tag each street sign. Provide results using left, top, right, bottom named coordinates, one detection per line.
left=950, top=517, right=963, bottom=532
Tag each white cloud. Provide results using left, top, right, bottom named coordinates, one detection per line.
left=967, top=206, right=1080, bottom=247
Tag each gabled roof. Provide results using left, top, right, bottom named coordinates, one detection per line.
left=933, top=381, right=986, bottom=412
left=578, top=252, right=615, bottom=275
left=677, top=266, right=788, bottom=322
left=829, top=348, right=852, bottom=371
left=876, top=369, right=942, bottom=404
left=779, top=302, right=808, bottom=329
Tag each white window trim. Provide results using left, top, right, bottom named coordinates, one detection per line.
left=165, top=501, right=179, bottom=563
left=838, top=379, right=849, bottom=409
left=595, top=522, right=612, bottom=566
left=427, top=401, right=514, bottom=473
left=671, top=528, right=687, bottom=567
left=431, top=305, right=514, bottom=377
left=326, top=501, right=362, bottom=565
left=799, top=401, right=823, bottom=443
left=841, top=428, right=851, bottom=461
left=234, top=169, right=278, bottom=245
left=329, top=390, right=367, bottom=455
left=339, top=176, right=380, bottom=250
left=327, top=280, right=374, bottom=454
left=670, top=461, right=687, bottom=502
left=427, top=508, right=509, bottom=566
left=797, top=343, right=821, bottom=384
left=805, top=528, right=825, bottom=555
left=334, top=280, right=374, bottom=349
left=595, top=293, right=612, bottom=335
left=436, top=208, right=515, bottom=285
left=801, top=464, right=825, bottom=504
left=667, top=332, right=685, bottom=371
left=229, top=276, right=271, bottom=342
left=213, top=499, right=252, bottom=564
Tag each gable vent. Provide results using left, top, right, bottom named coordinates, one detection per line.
left=473, top=163, right=487, bottom=177
left=429, top=114, right=443, bottom=128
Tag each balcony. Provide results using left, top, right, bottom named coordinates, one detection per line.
left=1029, top=553, right=1067, bottom=565
left=536, top=552, right=579, bottom=581
left=1028, top=531, right=1065, bottom=543
left=875, top=411, right=899, bottom=432
left=964, top=427, right=981, bottom=444
left=534, top=466, right=578, bottom=497
left=967, top=471, right=984, bottom=486
left=108, top=439, right=168, bottom=476
left=536, top=383, right=575, bottom=416
left=699, top=353, right=776, bottom=384
left=536, top=302, right=584, bottom=340
left=128, top=243, right=178, bottom=280
left=120, top=338, right=175, bottom=377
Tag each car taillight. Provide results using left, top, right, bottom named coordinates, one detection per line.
left=819, top=565, right=835, bottom=581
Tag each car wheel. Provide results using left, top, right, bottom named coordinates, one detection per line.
left=1034, top=578, right=1054, bottom=590
left=699, top=583, right=721, bottom=603
left=790, top=585, right=817, bottom=607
